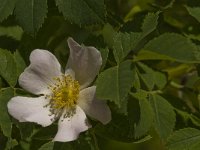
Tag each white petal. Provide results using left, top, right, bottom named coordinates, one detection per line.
left=78, top=86, right=111, bottom=124
left=7, top=96, right=55, bottom=127
left=53, top=106, right=90, bottom=142
left=66, top=38, right=102, bottom=89
left=19, top=49, right=62, bottom=95
left=65, top=68, right=75, bottom=79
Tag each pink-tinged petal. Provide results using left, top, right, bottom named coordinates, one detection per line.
left=66, top=38, right=102, bottom=89
left=78, top=86, right=111, bottom=124
left=7, top=96, right=54, bottom=127
left=53, top=106, right=90, bottom=142
left=19, top=49, right=62, bottom=95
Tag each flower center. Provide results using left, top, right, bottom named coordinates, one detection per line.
left=46, top=75, right=80, bottom=112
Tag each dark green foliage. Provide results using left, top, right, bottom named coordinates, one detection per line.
left=1, top=0, right=200, bottom=150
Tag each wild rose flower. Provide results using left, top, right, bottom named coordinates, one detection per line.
left=7, top=38, right=111, bottom=142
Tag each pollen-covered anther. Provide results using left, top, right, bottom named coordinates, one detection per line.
left=46, top=75, right=80, bottom=113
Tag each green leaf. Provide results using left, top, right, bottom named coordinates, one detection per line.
left=0, top=49, right=17, bottom=87
left=136, top=33, right=200, bottom=63
left=15, top=0, right=48, bottom=35
left=53, top=132, right=96, bottom=150
left=137, top=62, right=167, bottom=90
left=5, top=139, right=18, bottom=150
left=186, top=6, right=200, bottom=23
left=95, top=113, right=135, bottom=142
left=137, top=66, right=154, bottom=91
left=53, top=142, right=73, bottom=150
left=134, top=50, right=173, bottom=61
left=99, top=47, right=109, bottom=71
left=0, top=88, right=14, bottom=137
left=113, top=12, right=159, bottom=63
left=149, top=94, right=176, bottom=139
left=175, top=109, right=200, bottom=128
left=0, top=77, right=2, bottom=88
left=13, top=50, right=26, bottom=77
left=113, top=32, right=141, bottom=63
left=55, top=0, right=105, bottom=25
left=73, top=132, right=98, bottom=150
left=116, top=96, right=129, bottom=115
left=102, top=24, right=116, bottom=48
left=131, top=92, right=154, bottom=138
left=151, top=0, right=175, bottom=10
left=133, top=135, right=152, bottom=144
left=141, top=12, right=159, bottom=37
left=39, top=142, right=54, bottom=150
left=96, top=61, right=134, bottom=108
left=33, top=124, right=57, bottom=140
left=95, top=111, right=152, bottom=143
left=0, top=0, right=17, bottom=22
left=0, top=26, right=23, bottom=41
left=18, top=122, right=34, bottom=140
left=167, top=128, right=200, bottom=150
left=133, top=68, right=141, bottom=89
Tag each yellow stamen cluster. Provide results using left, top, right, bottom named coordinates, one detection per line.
left=46, top=75, right=80, bottom=111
